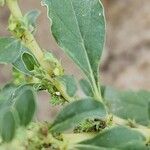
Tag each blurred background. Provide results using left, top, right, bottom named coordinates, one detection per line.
left=0, top=0, right=150, bottom=120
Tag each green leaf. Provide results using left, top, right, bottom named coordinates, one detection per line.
left=50, top=98, right=106, bottom=132
left=0, top=37, right=22, bottom=64
left=15, top=87, right=36, bottom=126
left=79, top=79, right=93, bottom=97
left=13, top=55, right=32, bottom=75
left=77, top=145, right=117, bottom=150
left=22, top=52, right=39, bottom=71
left=0, top=111, right=16, bottom=142
left=104, top=87, right=150, bottom=126
left=43, top=0, right=105, bottom=91
left=24, top=10, right=40, bottom=33
left=0, top=37, right=39, bottom=75
left=13, top=51, right=39, bottom=75
left=78, top=126, right=148, bottom=150
left=0, top=84, right=36, bottom=141
left=0, top=84, right=16, bottom=105
left=56, top=75, right=77, bottom=97
left=120, top=141, right=149, bottom=150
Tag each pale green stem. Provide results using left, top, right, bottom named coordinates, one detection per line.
left=93, top=81, right=103, bottom=102
left=6, top=0, right=50, bottom=71
left=6, top=0, right=22, bottom=18
left=113, top=116, right=150, bottom=139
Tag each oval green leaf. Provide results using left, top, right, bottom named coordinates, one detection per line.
left=0, top=37, right=39, bottom=75
left=15, top=88, right=36, bottom=126
left=22, top=52, right=39, bottom=71
left=0, top=84, right=36, bottom=142
left=50, top=98, right=106, bottom=132
left=0, top=37, right=21, bottom=64
left=104, top=87, right=150, bottom=126
left=79, top=126, right=147, bottom=150
left=0, top=111, right=16, bottom=142
left=43, top=0, right=105, bottom=92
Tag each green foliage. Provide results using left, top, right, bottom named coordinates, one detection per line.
left=79, top=79, right=93, bottom=97
left=78, top=126, right=148, bottom=150
left=0, top=38, right=22, bottom=64
left=0, top=111, right=16, bottom=142
left=0, top=84, right=36, bottom=141
left=22, top=52, right=39, bottom=72
left=0, top=37, right=39, bottom=75
left=24, top=10, right=40, bottom=33
left=0, top=0, right=149, bottom=149
left=104, top=87, right=150, bottom=126
left=50, top=98, right=106, bottom=132
left=56, top=75, right=77, bottom=97
left=14, top=87, right=36, bottom=126
left=43, top=0, right=105, bottom=96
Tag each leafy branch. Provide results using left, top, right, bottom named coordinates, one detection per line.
left=0, top=0, right=150, bottom=149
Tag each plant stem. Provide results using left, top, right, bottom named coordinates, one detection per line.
left=6, top=0, right=22, bottom=18
left=6, top=0, right=73, bottom=102
left=6, top=0, right=50, bottom=72
left=113, top=116, right=150, bottom=139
